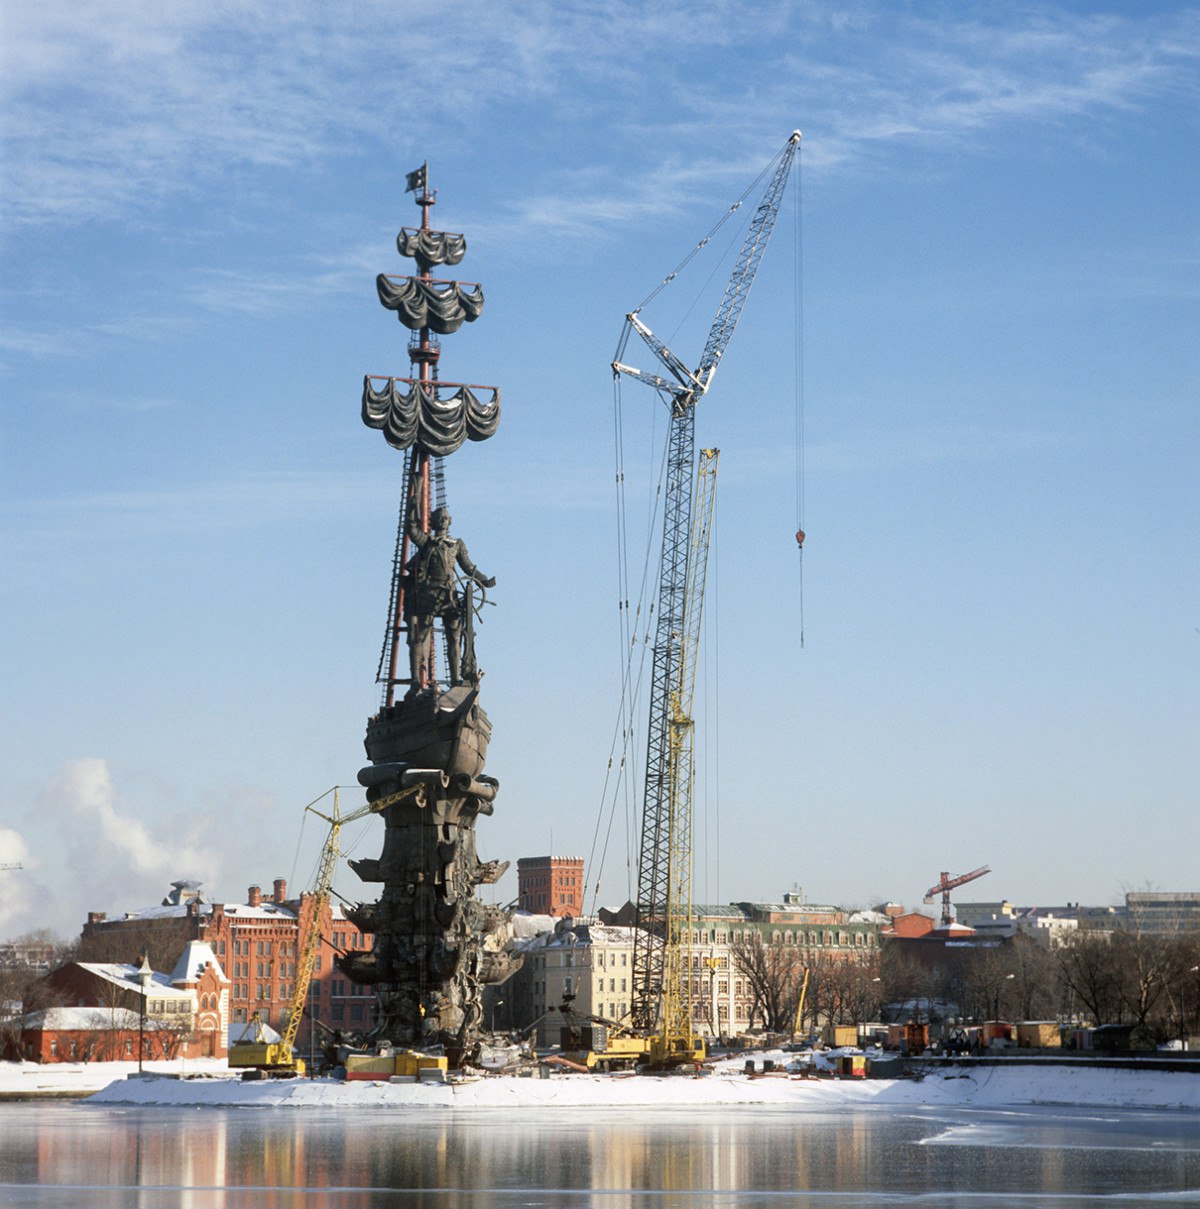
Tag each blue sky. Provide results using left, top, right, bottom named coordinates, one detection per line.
left=2, top=2, right=1197, bottom=939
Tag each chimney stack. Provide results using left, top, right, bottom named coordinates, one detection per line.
left=248, top=885, right=262, bottom=908
left=273, top=878, right=287, bottom=904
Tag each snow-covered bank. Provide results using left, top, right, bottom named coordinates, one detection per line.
left=83, top=1064, right=1200, bottom=1112
left=0, top=1058, right=229, bottom=1097
left=5, top=1054, right=1197, bottom=1112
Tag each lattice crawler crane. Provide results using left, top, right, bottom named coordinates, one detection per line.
left=613, top=132, right=801, bottom=1065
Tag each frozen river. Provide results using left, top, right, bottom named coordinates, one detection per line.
left=2, top=1100, right=1199, bottom=1207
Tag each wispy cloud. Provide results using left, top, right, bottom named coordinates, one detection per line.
left=4, top=3, right=1195, bottom=237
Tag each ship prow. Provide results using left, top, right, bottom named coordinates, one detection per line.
left=365, top=684, right=491, bottom=779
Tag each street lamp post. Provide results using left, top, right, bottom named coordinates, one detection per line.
left=135, top=955, right=153, bottom=1074
left=994, top=973, right=1015, bottom=1023
left=1182, top=966, right=1199, bottom=1050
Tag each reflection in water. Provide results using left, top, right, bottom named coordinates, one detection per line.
left=0, top=1101, right=1198, bottom=1207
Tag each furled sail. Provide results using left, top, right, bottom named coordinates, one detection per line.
left=397, top=229, right=467, bottom=273
left=376, top=275, right=484, bottom=334
left=362, top=378, right=501, bottom=455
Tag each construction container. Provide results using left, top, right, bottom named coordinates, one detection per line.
left=1016, top=1021, right=1061, bottom=1049
left=980, top=1021, right=1013, bottom=1047
left=345, top=1050, right=449, bottom=1081
left=838, top=1054, right=867, bottom=1078
left=823, top=1025, right=858, bottom=1048
left=396, top=1050, right=449, bottom=1079
left=904, top=1022, right=928, bottom=1055
left=345, top=1054, right=399, bottom=1081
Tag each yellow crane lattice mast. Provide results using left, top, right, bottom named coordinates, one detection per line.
left=655, top=447, right=719, bottom=1065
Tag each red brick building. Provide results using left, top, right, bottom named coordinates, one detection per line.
left=516, top=856, right=584, bottom=918
left=80, top=879, right=376, bottom=1039
left=21, top=941, right=228, bottom=1062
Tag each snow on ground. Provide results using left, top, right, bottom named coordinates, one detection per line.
left=5, top=1051, right=1199, bottom=1112
left=0, top=1057, right=230, bottom=1095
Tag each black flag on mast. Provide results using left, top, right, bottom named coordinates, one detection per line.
left=405, top=164, right=427, bottom=194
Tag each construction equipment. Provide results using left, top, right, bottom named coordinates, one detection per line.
left=923, top=865, right=991, bottom=927
left=614, top=133, right=801, bottom=1067
left=792, top=967, right=811, bottom=1039
left=229, top=786, right=415, bottom=1076
left=556, top=998, right=654, bottom=1072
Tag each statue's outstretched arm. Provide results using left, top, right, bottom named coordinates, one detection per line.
left=456, top=542, right=495, bottom=589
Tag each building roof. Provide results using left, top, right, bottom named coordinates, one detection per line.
left=24, top=1006, right=167, bottom=1031
left=76, top=962, right=192, bottom=1001
left=117, top=902, right=215, bottom=921
left=511, top=911, right=558, bottom=939
left=515, top=922, right=637, bottom=952
left=170, top=941, right=227, bottom=985
left=219, top=903, right=296, bottom=920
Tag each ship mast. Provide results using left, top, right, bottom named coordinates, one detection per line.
left=385, top=165, right=438, bottom=706
left=364, top=163, right=498, bottom=705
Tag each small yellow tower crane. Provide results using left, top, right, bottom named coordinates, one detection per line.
left=228, top=785, right=418, bottom=1076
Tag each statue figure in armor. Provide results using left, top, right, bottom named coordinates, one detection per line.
left=405, top=501, right=495, bottom=690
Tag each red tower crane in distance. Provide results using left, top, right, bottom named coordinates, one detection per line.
left=923, top=865, right=990, bottom=927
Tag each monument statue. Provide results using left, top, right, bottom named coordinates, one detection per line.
left=340, top=163, right=518, bottom=1066
left=404, top=501, right=494, bottom=690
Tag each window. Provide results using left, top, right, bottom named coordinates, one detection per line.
left=350, top=1004, right=364, bottom=1022
left=332, top=1004, right=345, bottom=1021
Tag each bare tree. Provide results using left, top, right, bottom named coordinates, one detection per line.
left=1055, top=932, right=1120, bottom=1025
left=729, top=933, right=805, bottom=1033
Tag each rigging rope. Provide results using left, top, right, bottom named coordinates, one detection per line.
left=793, top=140, right=806, bottom=648
left=584, top=374, right=670, bottom=916
left=634, top=149, right=783, bottom=314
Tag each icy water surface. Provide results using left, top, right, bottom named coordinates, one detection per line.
left=1, top=1101, right=1198, bottom=1207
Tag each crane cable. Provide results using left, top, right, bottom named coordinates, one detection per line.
left=793, top=140, right=806, bottom=648
left=584, top=373, right=670, bottom=915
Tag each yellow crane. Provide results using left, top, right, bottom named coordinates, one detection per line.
left=649, top=447, right=718, bottom=1067
left=228, top=784, right=417, bottom=1076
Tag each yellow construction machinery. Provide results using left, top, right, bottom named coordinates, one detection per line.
left=228, top=785, right=415, bottom=1076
